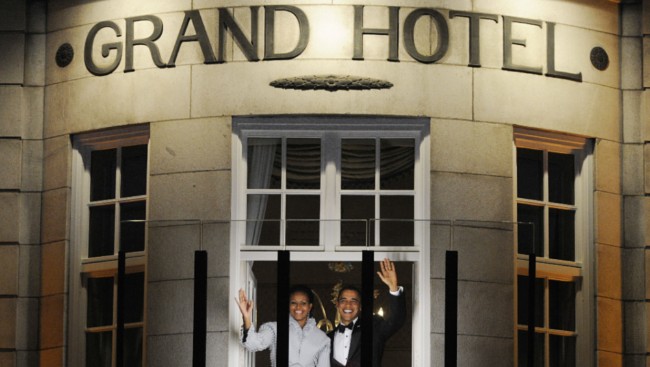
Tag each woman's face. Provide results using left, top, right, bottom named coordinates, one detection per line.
left=289, top=292, right=313, bottom=325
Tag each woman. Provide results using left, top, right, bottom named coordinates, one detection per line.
left=236, top=285, right=330, bottom=367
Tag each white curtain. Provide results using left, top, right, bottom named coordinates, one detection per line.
left=246, top=139, right=278, bottom=246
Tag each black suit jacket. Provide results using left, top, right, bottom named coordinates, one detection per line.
left=328, top=291, right=406, bottom=367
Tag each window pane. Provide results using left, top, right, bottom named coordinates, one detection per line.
left=379, top=196, right=414, bottom=246
left=549, top=208, right=575, bottom=261
left=121, top=145, right=148, bottom=198
left=286, top=195, right=319, bottom=246
left=87, top=277, right=113, bottom=327
left=341, top=195, right=374, bottom=246
left=124, top=273, right=145, bottom=323
left=342, top=139, right=375, bottom=190
left=550, top=335, right=576, bottom=367
left=380, top=139, right=414, bottom=190
left=517, top=275, right=544, bottom=327
left=247, top=138, right=281, bottom=189
left=517, top=204, right=544, bottom=256
left=89, top=205, right=115, bottom=257
left=120, top=201, right=146, bottom=253
left=91, top=149, right=116, bottom=201
left=287, top=138, right=320, bottom=190
left=246, top=194, right=280, bottom=246
left=517, top=148, right=543, bottom=200
left=517, top=330, right=544, bottom=367
left=549, top=280, right=576, bottom=331
left=549, top=152, right=574, bottom=205
left=86, top=331, right=112, bottom=367
left=124, top=327, right=143, bottom=367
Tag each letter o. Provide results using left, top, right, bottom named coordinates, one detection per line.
left=404, top=9, right=449, bottom=64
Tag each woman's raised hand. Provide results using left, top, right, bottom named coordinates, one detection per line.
left=235, top=289, right=254, bottom=329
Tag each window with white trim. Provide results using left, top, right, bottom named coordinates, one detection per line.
left=230, top=117, right=430, bottom=367
left=69, top=125, right=149, bottom=367
left=514, top=128, right=593, bottom=367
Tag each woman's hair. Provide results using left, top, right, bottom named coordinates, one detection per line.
left=289, top=284, right=314, bottom=304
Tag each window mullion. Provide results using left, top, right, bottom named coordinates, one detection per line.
left=543, top=150, right=550, bottom=259
left=115, top=148, right=123, bottom=255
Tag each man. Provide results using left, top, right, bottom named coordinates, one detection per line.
left=329, top=258, right=406, bottom=367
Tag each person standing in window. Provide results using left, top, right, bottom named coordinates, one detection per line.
left=329, top=258, right=406, bottom=367
left=236, top=285, right=331, bottom=367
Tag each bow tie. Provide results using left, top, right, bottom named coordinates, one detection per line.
left=337, top=323, right=354, bottom=333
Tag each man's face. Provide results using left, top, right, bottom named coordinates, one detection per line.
left=337, top=289, right=361, bottom=325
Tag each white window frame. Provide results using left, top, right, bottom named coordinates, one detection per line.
left=68, top=125, right=150, bottom=367
left=229, top=116, right=431, bottom=367
left=513, top=127, right=594, bottom=367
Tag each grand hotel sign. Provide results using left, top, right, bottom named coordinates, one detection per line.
left=77, top=5, right=609, bottom=83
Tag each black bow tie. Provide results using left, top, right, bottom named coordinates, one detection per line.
left=337, top=323, right=354, bottom=333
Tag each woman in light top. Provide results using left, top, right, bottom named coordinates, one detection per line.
left=236, top=285, right=330, bottom=367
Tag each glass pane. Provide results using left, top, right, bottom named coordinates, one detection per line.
left=379, top=196, right=414, bottom=246
left=549, top=280, right=576, bottom=331
left=380, top=139, right=414, bottom=190
left=87, top=277, right=113, bottom=327
left=549, top=152, right=574, bottom=205
left=549, top=208, right=575, bottom=261
left=90, top=149, right=116, bottom=201
left=517, top=148, right=543, bottom=200
left=341, top=195, right=374, bottom=246
left=89, top=205, right=115, bottom=257
left=517, top=275, right=544, bottom=327
left=124, top=328, right=143, bottom=367
left=86, top=331, right=112, bottom=367
left=124, top=272, right=145, bottom=323
left=517, top=330, right=544, bottom=367
left=286, top=195, right=319, bottom=246
left=286, top=138, right=320, bottom=190
left=246, top=194, right=280, bottom=246
left=121, top=145, right=148, bottom=198
left=517, top=204, right=544, bottom=256
left=247, top=138, right=281, bottom=189
left=120, top=201, right=146, bottom=253
left=342, top=139, right=375, bottom=190
left=550, top=335, right=576, bottom=367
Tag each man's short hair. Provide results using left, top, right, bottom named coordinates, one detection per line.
left=337, top=285, right=362, bottom=301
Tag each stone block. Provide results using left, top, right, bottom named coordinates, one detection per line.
left=596, top=191, right=622, bottom=247
left=0, top=86, right=23, bottom=137
left=474, top=68, right=620, bottom=140
left=147, top=280, right=193, bottom=335
left=457, top=280, right=513, bottom=338
left=0, top=352, right=15, bottom=367
left=202, top=221, right=230, bottom=278
left=452, top=224, right=513, bottom=284
left=19, top=193, right=41, bottom=245
left=623, top=143, right=644, bottom=195
left=43, top=135, right=70, bottom=191
left=0, top=1, right=25, bottom=31
left=41, top=241, right=65, bottom=296
left=40, top=188, right=69, bottom=244
left=21, top=140, right=43, bottom=192
left=0, top=139, right=21, bottom=189
left=624, top=301, right=647, bottom=355
left=598, top=296, right=623, bottom=353
left=24, top=34, right=45, bottom=87
left=431, top=172, right=513, bottom=223
left=457, top=334, right=513, bottom=367
left=39, top=347, right=63, bottom=367
left=22, top=87, right=43, bottom=140
left=18, top=244, right=40, bottom=297
left=147, top=333, right=192, bottom=367
left=0, top=193, right=19, bottom=242
left=207, top=277, right=230, bottom=332
left=622, top=36, right=643, bottom=90
left=624, top=90, right=642, bottom=144
left=598, top=244, right=621, bottom=300
left=622, top=2, right=642, bottom=37
left=598, top=350, right=622, bottom=367
left=430, top=119, right=512, bottom=177
left=150, top=117, right=232, bottom=175
left=39, top=294, right=64, bottom=349
left=149, top=170, right=231, bottom=222
left=206, top=332, right=229, bottom=367
left=596, top=139, right=621, bottom=194
left=0, top=33, right=25, bottom=85
left=0, top=245, right=18, bottom=295
left=16, top=351, right=37, bottom=367
left=15, top=297, right=38, bottom=350
left=430, top=279, right=444, bottom=333
left=645, top=143, right=650, bottom=194
left=148, top=224, right=201, bottom=282
left=622, top=248, right=644, bottom=301
left=0, top=298, right=17, bottom=348
left=430, top=332, right=444, bottom=367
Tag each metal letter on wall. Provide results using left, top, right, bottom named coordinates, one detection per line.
left=502, top=16, right=543, bottom=75
left=125, top=15, right=166, bottom=72
left=168, top=10, right=218, bottom=67
left=218, top=7, right=260, bottom=62
left=264, top=6, right=310, bottom=60
left=403, top=8, right=449, bottom=64
left=448, top=11, right=498, bottom=67
left=545, top=22, right=582, bottom=82
left=85, top=21, right=123, bottom=76
left=353, top=5, right=399, bottom=62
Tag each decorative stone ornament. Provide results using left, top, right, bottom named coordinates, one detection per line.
left=56, top=43, right=74, bottom=67
left=270, top=75, right=393, bottom=92
left=590, top=47, right=609, bottom=71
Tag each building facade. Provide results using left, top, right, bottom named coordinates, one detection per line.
left=0, top=0, right=646, bottom=366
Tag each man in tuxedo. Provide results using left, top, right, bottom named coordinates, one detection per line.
left=329, top=258, right=406, bottom=367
